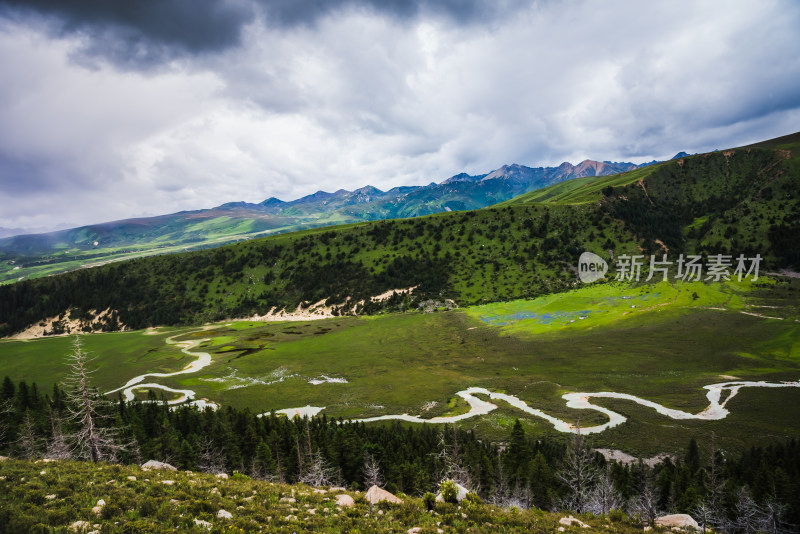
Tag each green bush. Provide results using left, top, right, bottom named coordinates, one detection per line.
left=608, top=508, right=626, bottom=522
left=439, top=480, right=458, bottom=505
left=422, top=492, right=436, bottom=511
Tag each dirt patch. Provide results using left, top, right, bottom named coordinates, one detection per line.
left=7, top=308, right=125, bottom=340
left=370, top=286, right=418, bottom=302
left=595, top=448, right=674, bottom=467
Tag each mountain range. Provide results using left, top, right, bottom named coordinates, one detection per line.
left=0, top=157, right=670, bottom=283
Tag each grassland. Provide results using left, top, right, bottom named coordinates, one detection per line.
left=2, top=276, right=798, bottom=457
left=0, top=458, right=649, bottom=533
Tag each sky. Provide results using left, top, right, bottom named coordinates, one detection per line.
left=1, top=0, right=799, bottom=231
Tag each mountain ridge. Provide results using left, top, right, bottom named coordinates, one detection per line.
left=0, top=156, right=657, bottom=282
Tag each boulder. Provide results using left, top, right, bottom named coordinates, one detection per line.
left=365, top=485, right=402, bottom=505
left=194, top=518, right=212, bottom=529
left=70, top=521, right=91, bottom=532
left=559, top=515, right=589, bottom=528
left=336, top=494, right=355, bottom=507
left=655, top=514, right=699, bottom=529
left=217, top=509, right=233, bottom=519
left=141, top=460, right=177, bottom=471
left=91, top=499, right=105, bottom=516
left=435, top=481, right=469, bottom=503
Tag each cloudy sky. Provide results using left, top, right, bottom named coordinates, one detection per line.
left=1, top=0, right=799, bottom=230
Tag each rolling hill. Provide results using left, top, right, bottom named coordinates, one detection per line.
left=0, top=158, right=647, bottom=284
left=0, top=132, right=797, bottom=337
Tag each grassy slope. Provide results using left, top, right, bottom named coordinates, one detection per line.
left=0, top=459, right=646, bottom=533
left=3, top=140, right=798, bottom=337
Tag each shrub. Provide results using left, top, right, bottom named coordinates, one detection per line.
left=422, top=492, right=436, bottom=511
left=608, top=508, right=626, bottom=522
left=439, top=480, right=458, bottom=505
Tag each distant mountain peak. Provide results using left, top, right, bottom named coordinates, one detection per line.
left=260, top=197, right=285, bottom=207
left=671, top=151, right=690, bottom=159
left=353, top=185, right=383, bottom=195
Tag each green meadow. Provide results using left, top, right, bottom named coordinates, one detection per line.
left=2, top=276, right=798, bottom=456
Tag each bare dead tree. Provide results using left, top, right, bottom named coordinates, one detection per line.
left=691, top=498, right=714, bottom=533
left=555, top=427, right=598, bottom=513
left=490, top=449, right=511, bottom=507
left=363, top=452, right=384, bottom=488
left=65, top=335, right=123, bottom=462
left=587, top=466, right=624, bottom=516
left=197, top=437, right=227, bottom=474
left=732, top=486, right=762, bottom=534
left=44, top=408, right=74, bottom=460
left=759, top=498, right=791, bottom=534
left=299, top=450, right=336, bottom=487
left=17, top=410, right=39, bottom=459
left=630, top=475, right=659, bottom=527
left=0, top=398, right=12, bottom=446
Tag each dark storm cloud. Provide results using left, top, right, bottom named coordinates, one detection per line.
left=0, top=0, right=255, bottom=65
left=0, top=0, right=518, bottom=66
left=257, top=0, right=520, bottom=26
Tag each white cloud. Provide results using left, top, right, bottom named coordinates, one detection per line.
left=1, top=0, right=799, bottom=229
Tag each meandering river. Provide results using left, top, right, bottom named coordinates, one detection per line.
left=108, top=330, right=800, bottom=433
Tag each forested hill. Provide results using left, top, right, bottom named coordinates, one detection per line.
left=1, top=137, right=798, bottom=337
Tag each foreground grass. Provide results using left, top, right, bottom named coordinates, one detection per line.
left=0, top=458, right=651, bottom=533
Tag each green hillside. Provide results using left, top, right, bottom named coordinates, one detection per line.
left=1, top=134, right=798, bottom=337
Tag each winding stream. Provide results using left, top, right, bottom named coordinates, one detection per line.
left=106, top=332, right=218, bottom=410
left=352, top=382, right=800, bottom=434
left=108, top=330, right=800, bottom=433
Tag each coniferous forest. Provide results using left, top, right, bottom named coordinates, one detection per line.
left=1, top=374, right=798, bottom=533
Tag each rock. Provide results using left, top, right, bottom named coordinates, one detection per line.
left=329, top=486, right=346, bottom=492
left=558, top=528, right=565, bottom=533
left=280, top=497, right=296, bottom=503
left=285, top=514, right=297, bottom=521
left=45, top=494, right=57, bottom=500
left=194, top=518, right=212, bottom=529
left=655, top=514, right=700, bottom=529
left=141, top=460, right=177, bottom=471
left=336, top=494, right=355, bottom=507
left=216, top=473, right=229, bottom=479
left=127, top=476, right=136, bottom=481
left=0, top=456, right=8, bottom=461
left=161, top=480, right=175, bottom=485
left=70, top=521, right=91, bottom=532
left=435, top=481, right=469, bottom=503
left=313, top=488, right=327, bottom=494
left=91, top=499, right=105, bottom=516
left=559, top=516, right=590, bottom=528
left=217, top=509, right=233, bottom=519
left=407, top=528, right=422, bottom=534
left=365, top=485, right=402, bottom=504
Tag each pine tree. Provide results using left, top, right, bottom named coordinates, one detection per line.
left=253, top=440, right=277, bottom=480
left=178, top=439, right=196, bottom=470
